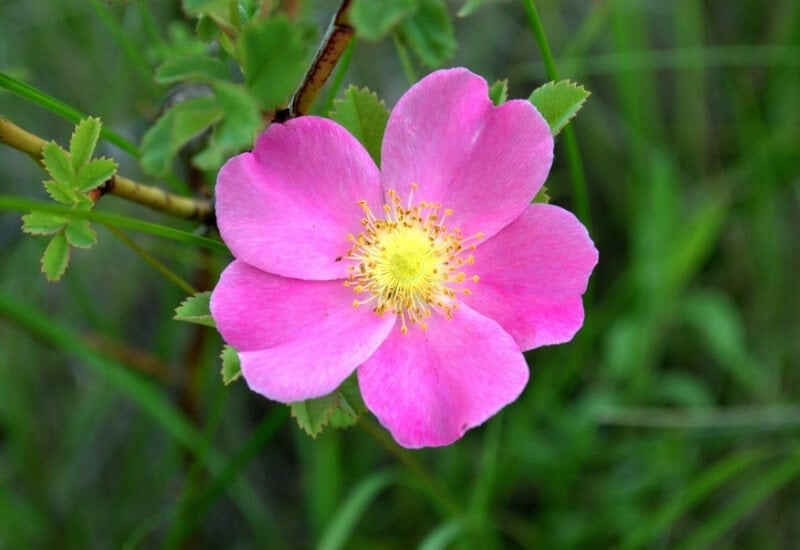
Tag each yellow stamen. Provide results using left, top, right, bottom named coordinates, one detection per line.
left=343, top=186, right=481, bottom=334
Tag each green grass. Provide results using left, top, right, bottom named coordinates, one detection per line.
left=1, top=0, right=799, bottom=547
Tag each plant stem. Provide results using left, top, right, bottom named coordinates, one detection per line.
left=520, top=0, right=593, bottom=230
left=0, top=116, right=214, bottom=222
left=103, top=224, right=197, bottom=295
left=289, top=0, right=355, bottom=117
left=358, top=417, right=463, bottom=519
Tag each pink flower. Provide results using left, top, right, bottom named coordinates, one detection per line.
left=210, top=68, right=598, bottom=448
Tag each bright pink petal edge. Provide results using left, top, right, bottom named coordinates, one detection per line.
left=463, top=203, right=598, bottom=349
left=210, top=260, right=395, bottom=402
left=380, top=68, right=554, bottom=240
left=215, top=116, right=383, bottom=281
left=358, top=304, right=529, bottom=448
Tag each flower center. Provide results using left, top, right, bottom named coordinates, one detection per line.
left=344, top=185, right=482, bottom=334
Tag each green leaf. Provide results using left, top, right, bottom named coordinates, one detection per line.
left=329, top=86, right=390, bottom=166
left=155, top=55, right=230, bottom=85
left=64, top=217, right=97, bottom=249
left=398, top=0, right=456, bottom=68
left=240, top=16, right=314, bottom=110
left=488, top=79, right=508, bottom=106
left=350, top=0, right=417, bottom=41
left=174, top=291, right=216, bottom=327
left=328, top=376, right=367, bottom=428
left=41, top=142, right=75, bottom=184
left=220, top=345, right=242, bottom=385
left=21, top=211, right=67, bottom=235
left=191, top=82, right=262, bottom=170
left=140, top=95, right=223, bottom=176
left=182, top=0, right=228, bottom=15
left=457, top=0, right=500, bottom=17
left=528, top=80, right=590, bottom=136
left=69, top=117, right=102, bottom=170
left=41, top=232, right=70, bottom=282
left=291, top=393, right=339, bottom=438
left=76, top=158, right=117, bottom=192
left=44, top=180, right=78, bottom=204
left=291, top=376, right=366, bottom=437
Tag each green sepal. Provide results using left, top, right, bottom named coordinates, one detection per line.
left=21, top=211, right=67, bottom=235
left=329, top=86, right=390, bottom=166
left=327, top=376, right=366, bottom=429
left=173, top=290, right=216, bottom=327
left=64, top=217, right=97, bottom=249
left=220, top=345, right=242, bottom=385
left=532, top=185, right=550, bottom=204
left=489, top=79, right=508, bottom=106
left=239, top=16, right=315, bottom=110
left=41, top=232, right=70, bottom=282
left=290, top=376, right=366, bottom=438
left=398, top=0, right=456, bottom=68
left=350, top=0, right=417, bottom=40
left=76, top=158, right=117, bottom=192
left=44, top=180, right=79, bottom=204
left=42, top=142, right=75, bottom=184
left=69, top=116, right=102, bottom=170
left=528, top=80, right=590, bottom=136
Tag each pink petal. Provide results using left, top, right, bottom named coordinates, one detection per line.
left=463, top=203, right=598, bottom=350
left=215, top=116, right=383, bottom=280
left=210, top=260, right=395, bottom=402
left=380, top=68, right=553, bottom=240
left=358, top=305, right=529, bottom=448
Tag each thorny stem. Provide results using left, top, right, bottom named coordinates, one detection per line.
left=0, top=116, right=214, bottom=222
left=287, top=0, right=355, bottom=118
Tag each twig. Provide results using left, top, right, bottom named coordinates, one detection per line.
left=0, top=116, right=214, bottom=222
left=286, top=0, right=355, bottom=118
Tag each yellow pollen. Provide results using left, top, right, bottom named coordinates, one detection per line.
left=344, top=187, right=481, bottom=334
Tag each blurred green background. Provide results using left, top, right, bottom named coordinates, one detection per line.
left=1, top=0, right=799, bottom=547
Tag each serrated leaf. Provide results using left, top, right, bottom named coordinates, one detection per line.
left=398, top=0, right=455, bottom=68
left=174, top=291, right=215, bottom=327
left=489, top=79, right=508, bottom=106
left=22, top=211, right=67, bottom=235
left=76, top=158, right=117, bottom=192
left=220, top=345, right=242, bottom=385
left=140, top=95, right=222, bottom=176
left=240, top=16, right=314, bottom=110
left=528, top=80, right=590, bottom=136
left=191, top=82, right=262, bottom=170
left=64, top=217, right=97, bottom=249
left=329, top=86, right=390, bottom=165
left=350, top=0, right=417, bottom=41
left=41, top=232, right=70, bottom=282
left=291, top=393, right=339, bottom=438
left=44, top=180, right=78, bottom=204
left=73, top=194, right=96, bottom=211
left=291, top=376, right=366, bottom=436
left=155, top=55, right=230, bottom=85
left=69, top=117, right=102, bottom=170
left=41, top=142, right=75, bottom=184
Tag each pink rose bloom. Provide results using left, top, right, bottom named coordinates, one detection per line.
left=210, top=68, right=598, bottom=448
